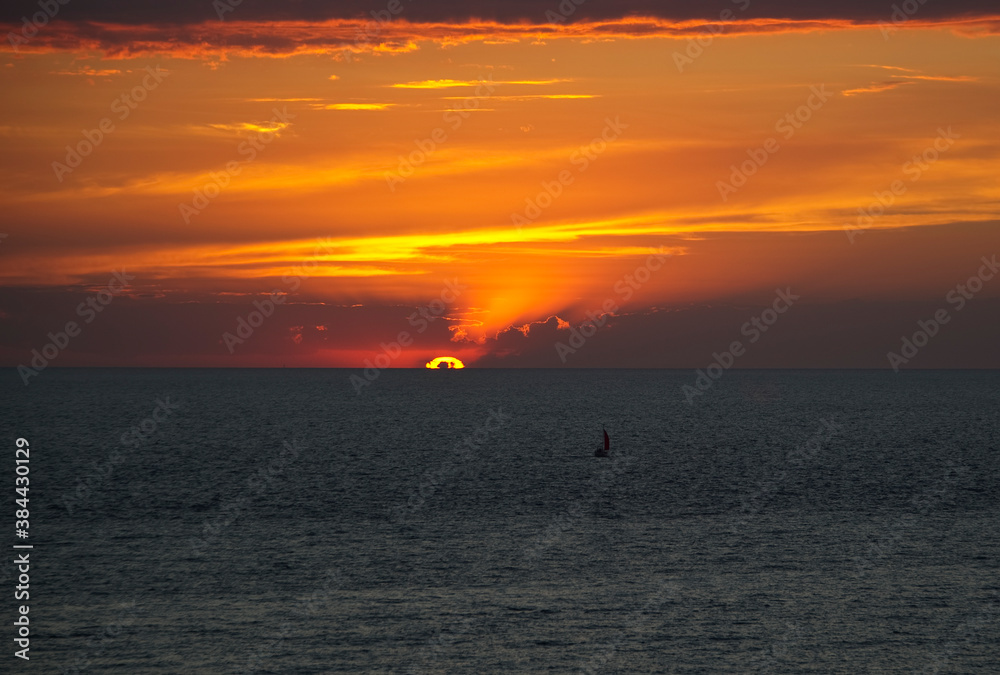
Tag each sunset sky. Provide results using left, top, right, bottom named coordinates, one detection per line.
left=2, top=1, right=999, bottom=370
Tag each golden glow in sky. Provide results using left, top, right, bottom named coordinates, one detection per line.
left=426, top=357, right=466, bottom=369
left=1, top=8, right=998, bottom=368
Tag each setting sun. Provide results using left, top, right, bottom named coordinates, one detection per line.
left=3, top=1, right=1000, bottom=672
left=0, top=0, right=997, bottom=373
left=426, top=357, right=466, bottom=369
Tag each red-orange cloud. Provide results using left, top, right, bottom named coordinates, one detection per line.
left=5, top=16, right=1000, bottom=59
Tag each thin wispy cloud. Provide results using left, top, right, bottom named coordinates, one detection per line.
left=491, top=94, right=596, bottom=100
left=49, top=67, right=125, bottom=77
left=898, top=74, right=978, bottom=82
left=860, top=64, right=921, bottom=73
left=843, top=69, right=978, bottom=96
left=316, top=103, right=398, bottom=111
left=391, top=78, right=572, bottom=89
left=842, top=82, right=910, bottom=96
left=243, top=97, right=325, bottom=102
left=441, top=94, right=598, bottom=101
left=430, top=108, right=496, bottom=113
left=206, top=121, right=293, bottom=133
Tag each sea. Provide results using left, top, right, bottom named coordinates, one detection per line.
left=2, top=368, right=998, bottom=673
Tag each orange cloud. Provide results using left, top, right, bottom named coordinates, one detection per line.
left=842, top=81, right=911, bottom=96
left=472, top=94, right=599, bottom=100
left=206, top=121, right=293, bottom=133
left=6, top=16, right=1000, bottom=60
left=900, top=74, right=978, bottom=82
left=49, top=66, right=125, bottom=76
left=842, top=72, right=978, bottom=96
left=391, top=78, right=573, bottom=89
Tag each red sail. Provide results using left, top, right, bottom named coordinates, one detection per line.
left=603, top=429, right=610, bottom=452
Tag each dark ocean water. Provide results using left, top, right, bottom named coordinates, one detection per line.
left=2, top=368, right=998, bottom=673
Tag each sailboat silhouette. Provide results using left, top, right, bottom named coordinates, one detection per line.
left=595, top=427, right=610, bottom=457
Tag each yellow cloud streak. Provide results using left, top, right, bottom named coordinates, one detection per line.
left=230, top=266, right=424, bottom=278
left=842, top=82, right=909, bottom=96
left=391, top=78, right=571, bottom=89
left=25, top=141, right=656, bottom=202
left=320, top=103, right=397, bottom=110
left=4, top=195, right=998, bottom=286
left=441, top=94, right=598, bottom=100
left=843, top=73, right=978, bottom=96
left=207, top=121, right=292, bottom=133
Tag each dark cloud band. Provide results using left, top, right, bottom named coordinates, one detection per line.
left=2, top=0, right=997, bottom=25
